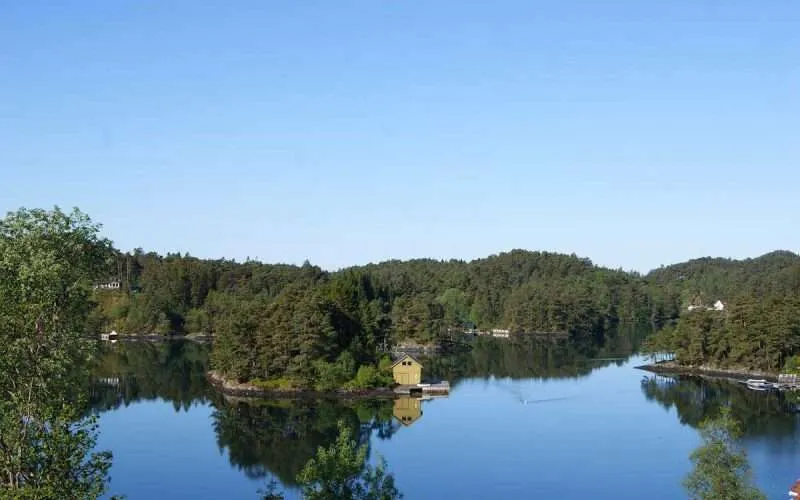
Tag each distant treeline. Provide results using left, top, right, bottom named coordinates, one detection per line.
left=89, top=249, right=657, bottom=338
left=88, top=247, right=800, bottom=382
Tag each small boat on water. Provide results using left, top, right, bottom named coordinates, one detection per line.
left=746, top=379, right=773, bottom=391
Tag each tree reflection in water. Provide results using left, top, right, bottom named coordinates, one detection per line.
left=641, top=374, right=800, bottom=445
left=89, top=340, right=212, bottom=413
left=425, top=327, right=648, bottom=386
left=212, top=398, right=397, bottom=485
left=88, top=341, right=399, bottom=486
left=87, top=331, right=656, bottom=491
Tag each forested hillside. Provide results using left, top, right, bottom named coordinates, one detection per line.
left=644, top=251, right=800, bottom=371
left=645, top=251, right=800, bottom=319
left=89, top=249, right=655, bottom=386
left=90, top=250, right=653, bottom=339
left=89, top=248, right=800, bottom=382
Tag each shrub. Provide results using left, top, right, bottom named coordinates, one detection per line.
left=251, top=377, right=299, bottom=390
left=349, top=365, right=393, bottom=389
left=377, top=355, right=393, bottom=374
left=313, top=352, right=357, bottom=391
left=784, top=355, right=800, bottom=374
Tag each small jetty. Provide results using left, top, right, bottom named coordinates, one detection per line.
left=394, top=381, right=450, bottom=396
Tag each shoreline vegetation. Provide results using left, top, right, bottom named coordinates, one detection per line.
left=92, top=249, right=664, bottom=397
left=88, top=245, right=800, bottom=400
left=207, top=371, right=397, bottom=399
left=636, top=360, right=779, bottom=381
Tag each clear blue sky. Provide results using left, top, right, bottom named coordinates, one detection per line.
left=1, top=1, right=798, bottom=272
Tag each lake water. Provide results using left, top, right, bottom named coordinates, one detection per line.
left=92, top=339, right=800, bottom=499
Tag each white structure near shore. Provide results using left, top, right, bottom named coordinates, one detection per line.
left=687, top=300, right=725, bottom=312
left=100, top=330, right=119, bottom=342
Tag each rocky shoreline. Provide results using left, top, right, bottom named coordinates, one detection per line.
left=635, top=360, right=778, bottom=381
left=206, top=371, right=397, bottom=399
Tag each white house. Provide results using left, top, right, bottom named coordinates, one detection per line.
left=713, top=300, right=725, bottom=311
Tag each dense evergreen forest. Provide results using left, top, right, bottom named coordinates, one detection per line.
left=644, top=251, right=800, bottom=371
left=89, top=341, right=211, bottom=413
left=89, top=249, right=658, bottom=386
left=90, top=249, right=657, bottom=338
left=88, top=247, right=800, bottom=383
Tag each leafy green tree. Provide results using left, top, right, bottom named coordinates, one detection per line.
left=437, top=288, right=470, bottom=327
left=348, top=365, right=393, bottom=390
left=0, top=207, right=114, bottom=498
left=684, top=409, right=766, bottom=500
left=155, top=311, right=172, bottom=335
left=296, top=421, right=401, bottom=500
left=184, top=307, right=210, bottom=334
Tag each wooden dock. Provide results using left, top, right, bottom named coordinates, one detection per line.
left=394, top=381, right=450, bottom=396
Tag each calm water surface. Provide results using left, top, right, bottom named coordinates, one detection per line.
left=92, top=340, right=800, bottom=499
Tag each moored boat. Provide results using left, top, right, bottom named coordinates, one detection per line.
left=746, top=379, right=773, bottom=390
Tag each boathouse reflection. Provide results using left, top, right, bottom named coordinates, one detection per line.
left=393, top=397, right=423, bottom=426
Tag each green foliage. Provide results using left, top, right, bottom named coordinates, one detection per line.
left=62, top=216, right=800, bottom=386
left=91, top=340, right=211, bottom=413
left=313, top=354, right=355, bottom=392
left=155, top=311, right=173, bottom=335
left=254, top=414, right=400, bottom=500
left=437, top=288, right=470, bottom=327
left=80, top=246, right=679, bottom=387
left=684, top=409, right=766, bottom=500
left=213, top=398, right=397, bottom=488
left=0, top=207, right=114, bottom=498
left=377, top=356, right=394, bottom=374
left=645, top=298, right=800, bottom=371
left=184, top=308, right=211, bottom=334
left=206, top=250, right=657, bottom=386
left=251, top=378, right=300, bottom=391
left=648, top=251, right=800, bottom=304
left=784, top=355, right=800, bottom=374
left=348, top=365, right=393, bottom=390
left=645, top=251, right=800, bottom=329
left=296, top=421, right=401, bottom=500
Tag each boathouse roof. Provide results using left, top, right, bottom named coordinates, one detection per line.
left=391, top=353, right=423, bottom=368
